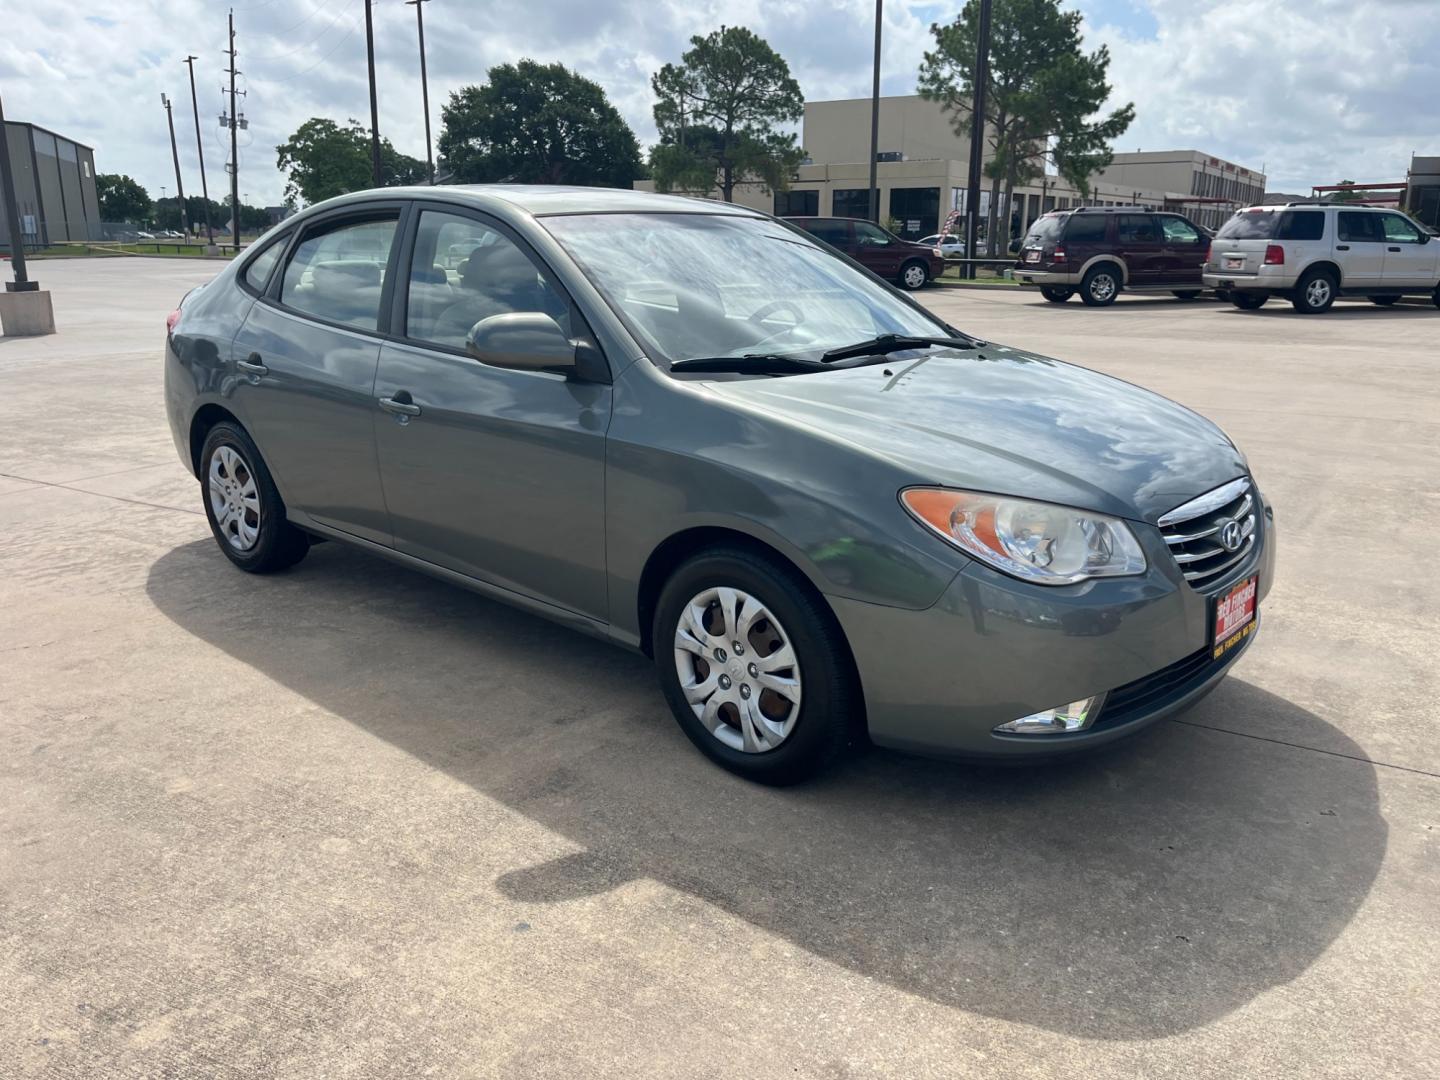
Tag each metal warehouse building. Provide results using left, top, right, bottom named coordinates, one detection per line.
left=1, top=119, right=101, bottom=248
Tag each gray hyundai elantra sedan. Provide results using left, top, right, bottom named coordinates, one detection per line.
left=164, top=185, right=1274, bottom=783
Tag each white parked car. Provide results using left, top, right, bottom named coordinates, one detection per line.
left=1203, top=203, right=1440, bottom=313
left=919, top=233, right=965, bottom=257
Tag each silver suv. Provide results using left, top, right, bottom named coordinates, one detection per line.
left=1204, top=204, right=1440, bottom=313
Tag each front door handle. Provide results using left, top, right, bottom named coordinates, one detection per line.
left=1388, top=246, right=1402, bottom=252
left=378, top=394, right=421, bottom=418
left=237, top=353, right=268, bottom=377
left=1335, top=244, right=1350, bottom=251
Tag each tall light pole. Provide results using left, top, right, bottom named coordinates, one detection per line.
left=406, top=0, right=434, bottom=184
left=867, top=0, right=882, bottom=223
left=0, top=86, right=38, bottom=291
left=365, top=0, right=383, bottom=187
left=227, top=8, right=241, bottom=252
left=184, top=55, right=215, bottom=246
left=962, top=0, right=991, bottom=278
left=161, top=93, right=191, bottom=237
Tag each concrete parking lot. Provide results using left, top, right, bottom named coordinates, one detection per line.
left=2, top=258, right=1437, bottom=1078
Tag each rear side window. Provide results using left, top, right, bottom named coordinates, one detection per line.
left=1337, top=212, right=1382, bottom=242
left=279, top=216, right=398, bottom=331
left=242, top=236, right=285, bottom=293
left=1216, top=211, right=1280, bottom=240
left=1278, top=212, right=1325, bottom=241
left=803, top=220, right=850, bottom=247
left=1117, top=215, right=1159, bottom=243
left=1063, top=215, right=1107, bottom=243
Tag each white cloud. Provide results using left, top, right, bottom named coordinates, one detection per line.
left=1, top=1, right=1434, bottom=207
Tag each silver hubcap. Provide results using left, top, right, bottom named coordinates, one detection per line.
left=1092, top=274, right=1116, bottom=301
left=673, top=586, right=803, bottom=753
left=208, top=445, right=260, bottom=551
left=904, top=265, right=925, bottom=287
left=1306, top=278, right=1331, bottom=307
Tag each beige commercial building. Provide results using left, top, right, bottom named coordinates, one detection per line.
left=638, top=95, right=1265, bottom=239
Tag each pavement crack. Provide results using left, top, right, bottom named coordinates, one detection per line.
left=1168, top=716, right=1440, bottom=778
left=0, top=470, right=202, bottom=517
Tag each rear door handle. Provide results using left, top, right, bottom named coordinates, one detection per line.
left=1335, top=245, right=1350, bottom=251
left=378, top=395, right=421, bottom=418
left=236, top=353, right=268, bottom=377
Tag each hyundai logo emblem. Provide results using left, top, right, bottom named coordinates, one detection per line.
left=1219, top=518, right=1244, bottom=552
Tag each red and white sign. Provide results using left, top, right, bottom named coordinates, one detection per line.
left=1213, top=575, right=1258, bottom=658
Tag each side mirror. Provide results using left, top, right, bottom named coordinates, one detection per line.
left=466, top=312, right=576, bottom=374
left=1419, top=231, right=1431, bottom=245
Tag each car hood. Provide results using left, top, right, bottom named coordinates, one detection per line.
left=704, top=344, right=1245, bottom=524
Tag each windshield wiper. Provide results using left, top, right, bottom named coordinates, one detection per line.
left=819, top=333, right=978, bottom=364
left=669, top=353, right=823, bottom=375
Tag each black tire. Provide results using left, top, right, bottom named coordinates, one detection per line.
left=1230, top=291, right=1268, bottom=310
left=1040, top=286, right=1073, bottom=303
left=199, top=421, right=310, bottom=573
left=1434, top=286, right=1440, bottom=310
left=897, top=260, right=929, bottom=291
left=652, top=545, right=860, bottom=785
left=1172, top=290, right=1202, bottom=300
left=1367, top=295, right=1400, bottom=306
left=1291, top=268, right=1338, bottom=314
left=1079, top=264, right=1121, bottom=306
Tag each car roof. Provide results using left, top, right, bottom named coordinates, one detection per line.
left=301, top=184, right=765, bottom=219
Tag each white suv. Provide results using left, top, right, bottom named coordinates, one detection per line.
left=1203, top=204, right=1440, bottom=313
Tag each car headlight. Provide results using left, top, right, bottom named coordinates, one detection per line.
left=900, top=488, right=1147, bottom=586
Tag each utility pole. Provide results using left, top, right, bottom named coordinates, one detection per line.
left=225, top=8, right=241, bottom=252
left=867, top=0, right=883, bottom=223
left=184, top=55, right=215, bottom=246
left=365, top=0, right=382, bottom=187
left=161, top=93, right=191, bottom=237
left=406, top=0, right=434, bottom=184
left=0, top=87, right=37, bottom=291
left=962, top=0, right=991, bottom=279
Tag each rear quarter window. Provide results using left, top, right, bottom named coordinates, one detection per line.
left=1216, top=212, right=1280, bottom=241
left=1278, top=212, right=1325, bottom=241
left=1063, top=215, right=1107, bottom=243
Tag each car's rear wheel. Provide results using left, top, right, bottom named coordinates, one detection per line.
left=1079, top=265, right=1120, bottom=306
left=1040, top=286, right=1073, bottom=303
left=898, top=260, right=929, bottom=290
left=200, top=421, right=310, bottom=573
left=1367, top=295, right=1400, bottom=306
left=653, top=546, right=858, bottom=784
left=1434, top=285, right=1440, bottom=310
left=1230, top=291, right=1268, bottom=310
left=1172, top=290, right=1202, bottom=300
left=1292, top=269, right=1337, bottom=314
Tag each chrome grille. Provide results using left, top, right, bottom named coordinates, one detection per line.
left=1157, top=477, right=1257, bottom=591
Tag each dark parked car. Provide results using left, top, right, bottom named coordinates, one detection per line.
left=786, top=216, right=946, bottom=290
left=165, top=186, right=1273, bottom=784
left=1012, top=206, right=1210, bottom=306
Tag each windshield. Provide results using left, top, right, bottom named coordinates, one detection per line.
left=542, top=212, right=948, bottom=365
left=1216, top=211, right=1280, bottom=240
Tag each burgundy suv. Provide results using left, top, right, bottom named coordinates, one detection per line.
left=786, top=216, right=946, bottom=290
left=1012, top=207, right=1210, bottom=306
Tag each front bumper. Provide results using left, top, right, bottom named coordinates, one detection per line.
left=832, top=498, right=1276, bottom=760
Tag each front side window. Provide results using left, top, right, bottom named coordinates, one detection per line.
left=404, top=210, right=571, bottom=351
left=544, top=212, right=948, bottom=366
left=279, top=216, right=397, bottom=330
left=1117, top=215, right=1159, bottom=244
left=854, top=222, right=893, bottom=247
left=1160, top=216, right=1201, bottom=244
left=1380, top=213, right=1422, bottom=243
left=1338, top=212, right=1383, bottom=242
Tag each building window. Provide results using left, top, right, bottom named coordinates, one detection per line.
left=832, top=189, right=875, bottom=220
left=887, top=187, right=940, bottom=240
left=773, top=189, right=818, bottom=217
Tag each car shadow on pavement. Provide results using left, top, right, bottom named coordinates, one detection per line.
left=146, top=538, right=1386, bottom=1042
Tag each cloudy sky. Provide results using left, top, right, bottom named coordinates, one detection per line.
left=3, top=0, right=1436, bottom=207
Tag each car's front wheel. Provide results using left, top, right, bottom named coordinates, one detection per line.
left=653, top=546, right=858, bottom=784
left=1230, top=291, right=1268, bottom=310
left=1040, top=286, right=1073, bottom=303
left=200, top=421, right=310, bottom=573
left=898, top=260, right=930, bottom=290
left=1079, top=265, right=1120, bottom=306
left=1292, top=269, right=1337, bottom=314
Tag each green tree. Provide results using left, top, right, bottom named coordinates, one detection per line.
left=649, top=26, right=805, bottom=202
left=275, top=118, right=427, bottom=206
left=919, top=0, right=1133, bottom=253
left=438, top=61, right=643, bottom=187
left=96, top=173, right=151, bottom=223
